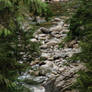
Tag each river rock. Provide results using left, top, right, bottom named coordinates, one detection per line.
left=54, top=34, right=62, bottom=38
left=40, top=44, right=48, bottom=49
left=58, top=21, right=64, bottom=26
left=38, top=36, right=48, bottom=40
left=29, top=70, right=40, bottom=76
left=38, top=34, right=47, bottom=37
left=54, top=18, right=61, bottom=22
left=41, top=53, right=50, bottom=59
left=40, top=27, right=51, bottom=34
left=49, top=25, right=62, bottom=32
left=40, top=60, right=59, bottom=76
left=40, top=61, right=53, bottom=75
left=30, top=38, right=38, bottom=42
left=46, top=39, right=60, bottom=47
left=51, top=31, right=62, bottom=37
left=44, top=64, right=84, bottom=92
left=46, top=41, right=58, bottom=47
left=54, top=52, right=68, bottom=60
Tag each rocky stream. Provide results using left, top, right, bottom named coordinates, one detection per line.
left=19, top=16, right=84, bottom=92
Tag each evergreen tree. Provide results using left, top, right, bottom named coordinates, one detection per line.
left=0, top=0, right=50, bottom=91
left=68, top=0, right=92, bottom=91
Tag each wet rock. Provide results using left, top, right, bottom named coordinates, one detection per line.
left=54, top=18, right=61, bottom=22
left=63, top=48, right=72, bottom=52
left=24, top=84, right=46, bottom=92
left=41, top=53, right=50, bottom=59
left=30, top=38, right=38, bottom=42
left=44, top=64, right=84, bottom=92
left=25, top=16, right=84, bottom=92
left=38, top=34, right=47, bottom=37
left=38, top=36, right=48, bottom=40
left=40, top=61, right=53, bottom=75
left=58, top=21, right=64, bottom=26
left=39, top=60, right=59, bottom=76
left=40, top=27, right=51, bottom=34
left=49, top=25, right=63, bottom=32
left=40, top=44, right=48, bottom=49
left=43, top=77, right=56, bottom=92
left=29, top=70, right=40, bottom=76
left=54, top=52, right=68, bottom=60
left=46, top=39, right=60, bottom=47
left=46, top=41, right=58, bottom=47
left=37, top=34, right=49, bottom=40
left=54, top=34, right=62, bottom=38
left=51, top=31, right=62, bottom=38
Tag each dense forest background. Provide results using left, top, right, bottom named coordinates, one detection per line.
left=68, top=0, right=92, bottom=91
left=0, top=0, right=92, bottom=92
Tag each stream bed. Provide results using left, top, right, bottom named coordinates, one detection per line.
left=19, top=15, right=83, bottom=92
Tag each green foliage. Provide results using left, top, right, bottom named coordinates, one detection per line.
left=68, top=0, right=92, bottom=91
left=0, top=0, right=13, bottom=10
left=0, top=28, right=12, bottom=36
left=29, top=0, right=52, bottom=17
left=0, top=0, right=50, bottom=91
left=0, top=35, right=25, bottom=92
left=72, top=70, right=92, bottom=92
left=58, top=42, right=64, bottom=49
left=68, top=0, right=92, bottom=40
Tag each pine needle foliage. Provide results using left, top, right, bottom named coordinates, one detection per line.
left=28, top=0, right=51, bottom=17
left=68, top=0, right=92, bottom=91
left=0, top=0, right=50, bottom=91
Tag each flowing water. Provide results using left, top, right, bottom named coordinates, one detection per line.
left=18, top=70, right=46, bottom=92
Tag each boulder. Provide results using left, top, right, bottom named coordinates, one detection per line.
left=44, top=64, right=84, bottom=92
left=40, top=27, right=51, bottom=34
left=40, top=60, right=59, bottom=76
left=40, top=61, right=53, bottom=75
